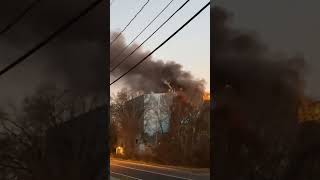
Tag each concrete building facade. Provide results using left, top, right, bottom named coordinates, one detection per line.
left=116, top=93, right=173, bottom=155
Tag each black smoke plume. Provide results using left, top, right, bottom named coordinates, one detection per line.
left=212, top=5, right=306, bottom=179
left=110, top=32, right=207, bottom=104
left=213, top=5, right=306, bottom=143
left=0, top=0, right=107, bottom=97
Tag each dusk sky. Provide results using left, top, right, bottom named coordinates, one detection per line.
left=110, top=0, right=210, bottom=95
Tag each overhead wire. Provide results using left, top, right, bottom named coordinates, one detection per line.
left=0, top=0, right=42, bottom=36
left=110, top=1, right=210, bottom=86
left=110, top=0, right=190, bottom=72
left=110, top=0, right=151, bottom=46
left=0, top=0, right=105, bottom=77
left=110, top=0, right=176, bottom=66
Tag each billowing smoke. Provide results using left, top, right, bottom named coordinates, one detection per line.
left=213, top=4, right=306, bottom=166
left=0, top=0, right=107, bottom=98
left=110, top=32, right=206, bottom=104
left=212, top=6, right=309, bottom=179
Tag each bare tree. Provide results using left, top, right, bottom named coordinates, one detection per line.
left=110, top=88, right=145, bottom=157
left=0, top=84, right=100, bottom=179
left=152, top=91, right=210, bottom=167
left=110, top=89, right=210, bottom=167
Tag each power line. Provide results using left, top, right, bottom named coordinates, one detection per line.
left=0, top=0, right=42, bottom=36
left=110, top=1, right=210, bottom=86
left=110, top=0, right=176, bottom=66
left=110, top=0, right=190, bottom=72
left=0, top=0, right=105, bottom=77
left=110, top=0, right=150, bottom=46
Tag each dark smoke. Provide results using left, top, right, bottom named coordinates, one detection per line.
left=0, top=0, right=107, bottom=43
left=0, top=0, right=107, bottom=97
left=213, top=5, right=306, bottom=142
left=110, top=32, right=206, bottom=104
left=213, top=6, right=307, bottom=179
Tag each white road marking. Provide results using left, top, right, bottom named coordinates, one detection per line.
left=110, top=171, right=143, bottom=180
left=111, top=164, right=193, bottom=180
left=111, top=159, right=209, bottom=175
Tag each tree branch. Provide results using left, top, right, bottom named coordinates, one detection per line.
left=3, top=117, right=33, bottom=142
left=0, top=119, right=32, bottom=148
left=0, top=163, right=32, bottom=174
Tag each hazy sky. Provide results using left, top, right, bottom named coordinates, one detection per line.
left=110, top=0, right=210, bottom=94
left=216, top=0, right=320, bottom=99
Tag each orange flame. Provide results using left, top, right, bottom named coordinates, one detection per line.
left=298, top=100, right=320, bottom=122
left=203, top=92, right=210, bottom=101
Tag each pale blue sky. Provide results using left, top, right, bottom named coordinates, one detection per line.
left=110, top=0, right=210, bottom=94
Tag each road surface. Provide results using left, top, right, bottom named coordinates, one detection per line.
left=110, top=158, right=210, bottom=180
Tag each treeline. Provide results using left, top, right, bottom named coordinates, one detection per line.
left=110, top=88, right=210, bottom=168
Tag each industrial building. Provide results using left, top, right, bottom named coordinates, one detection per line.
left=116, top=93, right=173, bottom=155
left=116, top=92, right=210, bottom=156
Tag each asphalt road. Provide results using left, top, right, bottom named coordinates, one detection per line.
left=110, top=159, right=210, bottom=180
